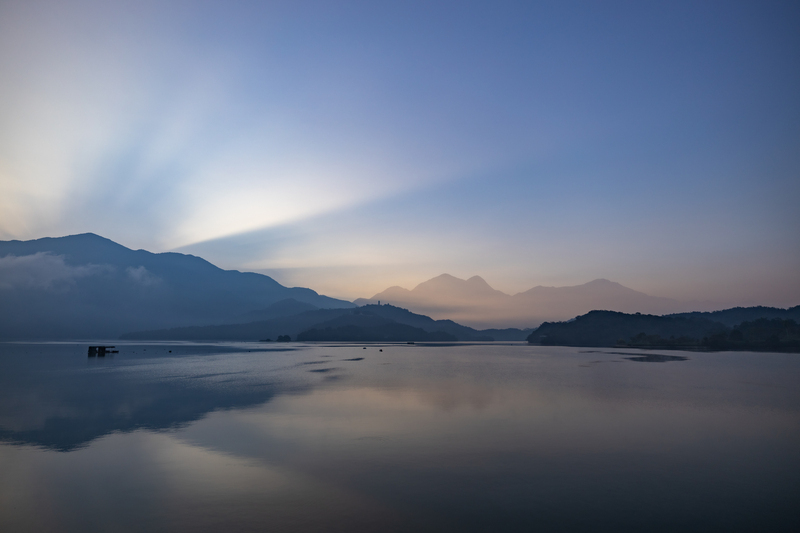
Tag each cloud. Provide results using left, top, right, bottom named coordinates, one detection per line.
left=126, top=266, right=161, bottom=286
left=0, top=253, right=109, bottom=290
left=0, top=1, right=489, bottom=250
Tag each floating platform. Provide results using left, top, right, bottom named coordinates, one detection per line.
left=88, top=346, right=119, bottom=357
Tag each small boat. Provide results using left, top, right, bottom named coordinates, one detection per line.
left=88, top=346, right=119, bottom=357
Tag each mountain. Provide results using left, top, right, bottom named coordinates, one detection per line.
left=296, top=313, right=458, bottom=342
left=233, top=298, right=321, bottom=323
left=122, top=304, right=532, bottom=341
left=528, top=311, right=728, bottom=348
left=0, top=233, right=354, bottom=339
left=527, top=308, right=800, bottom=352
left=669, top=306, right=800, bottom=327
left=356, top=275, right=699, bottom=328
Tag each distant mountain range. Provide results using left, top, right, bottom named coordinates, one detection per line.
left=122, top=303, right=532, bottom=342
left=0, top=233, right=353, bottom=339
left=355, top=274, right=709, bottom=328
left=2, top=233, right=792, bottom=343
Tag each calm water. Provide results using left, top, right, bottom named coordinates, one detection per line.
left=0, top=342, right=798, bottom=532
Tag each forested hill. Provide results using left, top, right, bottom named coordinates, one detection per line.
left=528, top=308, right=800, bottom=352
left=670, top=306, right=800, bottom=327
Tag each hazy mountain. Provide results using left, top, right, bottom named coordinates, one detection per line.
left=0, top=233, right=353, bottom=339
left=511, top=278, right=686, bottom=322
left=356, top=275, right=705, bottom=328
left=357, top=274, right=505, bottom=307
left=122, top=304, right=532, bottom=342
left=233, top=298, right=320, bottom=323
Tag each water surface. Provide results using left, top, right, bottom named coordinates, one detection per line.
left=1, top=342, right=798, bottom=532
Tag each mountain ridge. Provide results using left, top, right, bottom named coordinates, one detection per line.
left=527, top=307, right=800, bottom=352
left=356, top=274, right=711, bottom=328
left=0, top=233, right=354, bottom=339
left=121, top=304, right=532, bottom=342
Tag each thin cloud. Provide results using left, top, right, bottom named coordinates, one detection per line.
left=0, top=253, right=111, bottom=290
left=125, top=266, right=162, bottom=287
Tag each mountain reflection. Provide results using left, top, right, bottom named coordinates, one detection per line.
left=0, top=343, right=309, bottom=451
left=1, top=343, right=799, bottom=532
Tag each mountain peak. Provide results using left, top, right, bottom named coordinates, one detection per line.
left=0, top=234, right=355, bottom=339
left=414, top=274, right=465, bottom=291
left=56, top=232, right=121, bottom=245
left=362, top=275, right=691, bottom=328
left=416, top=273, right=496, bottom=290
left=428, top=273, right=461, bottom=282
left=584, top=278, right=622, bottom=287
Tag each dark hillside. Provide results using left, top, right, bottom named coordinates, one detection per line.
left=528, top=311, right=727, bottom=348
left=0, top=234, right=353, bottom=339
left=123, top=304, right=530, bottom=341
left=670, top=306, right=800, bottom=327
left=704, top=318, right=800, bottom=352
left=528, top=309, right=800, bottom=352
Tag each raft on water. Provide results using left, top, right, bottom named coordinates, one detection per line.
left=88, top=346, right=118, bottom=357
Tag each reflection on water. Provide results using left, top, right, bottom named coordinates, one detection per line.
left=0, top=343, right=304, bottom=451
left=1, top=342, right=799, bottom=532
left=581, top=350, right=690, bottom=362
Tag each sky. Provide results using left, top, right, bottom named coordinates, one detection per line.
left=0, top=0, right=798, bottom=305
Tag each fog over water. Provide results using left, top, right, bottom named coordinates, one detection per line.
left=1, top=342, right=797, bottom=532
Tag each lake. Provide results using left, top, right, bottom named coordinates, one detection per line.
left=1, top=342, right=798, bottom=532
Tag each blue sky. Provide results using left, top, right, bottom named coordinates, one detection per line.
left=0, top=0, right=798, bottom=304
